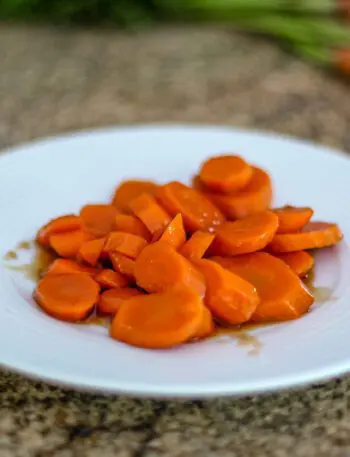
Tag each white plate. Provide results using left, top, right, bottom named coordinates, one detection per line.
left=0, top=125, right=349, bottom=399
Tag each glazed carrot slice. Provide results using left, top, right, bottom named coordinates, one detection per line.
left=104, top=232, right=147, bottom=259
left=276, top=251, right=314, bottom=278
left=110, top=286, right=204, bottom=348
left=110, top=252, right=136, bottom=280
left=49, top=230, right=93, bottom=258
left=159, top=213, right=186, bottom=249
left=129, top=193, right=171, bottom=235
left=112, top=180, right=158, bottom=212
left=207, top=167, right=272, bottom=220
left=95, top=269, right=129, bottom=289
left=180, top=231, right=215, bottom=260
left=156, top=181, right=225, bottom=232
left=80, top=204, right=119, bottom=237
left=97, top=288, right=141, bottom=315
left=78, top=237, right=106, bottom=266
left=199, top=155, right=253, bottom=193
left=135, top=241, right=205, bottom=297
left=114, top=214, right=151, bottom=241
left=45, top=259, right=97, bottom=277
left=211, top=252, right=314, bottom=322
left=194, top=259, right=259, bottom=325
left=193, top=306, right=215, bottom=340
left=274, top=206, right=313, bottom=234
left=34, top=274, right=100, bottom=322
left=211, top=211, right=279, bottom=256
left=37, top=215, right=82, bottom=247
left=269, top=222, right=343, bottom=253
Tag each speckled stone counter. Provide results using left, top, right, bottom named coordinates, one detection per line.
left=1, top=24, right=350, bottom=457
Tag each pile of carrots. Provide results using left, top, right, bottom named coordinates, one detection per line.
left=34, top=154, right=343, bottom=349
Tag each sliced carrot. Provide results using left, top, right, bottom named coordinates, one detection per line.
left=157, top=181, right=225, bottom=233
left=135, top=241, right=205, bottom=297
left=49, top=230, right=93, bottom=258
left=194, top=259, right=259, bottom=325
left=179, top=231, right=215, bottom=260
left=159, top=213, right=186, bottom=250
left=110, top=286, right=204, bottom=348
left=211, top=252, right=314, bottom=322
left=129, top=193, right=171, bottom=235
left=112, top=180, right=158, bottom=212
left=110, top=252, right=136, bottom=280
left=210, top=211, right=279, bottom=256
left=114, top=214, right=151, bottom=241
left=276, top=251, right=314, bottom=278
left=207, top=167, right=272, bottom=220
left=104, top=232, right=147, bottom=259
left=199, top=155, right=253, bottom=193
left=193, top=306, right=215, bottom=340
left=80, top=204, right=119, bottom=237
left=269, top=222, right=343, bottom=253
left=34, top=274, right=100, bottom=322
left=37, top=215, right=82, bottom=247
left=95, top=269, right=129, bottom=289
left=78, top=237, right=106, bottom=266
left=97, top=288, right=141, bottom=315
left=45, top=259, right=97, bottom=277
left=274, top=206, right=313, bottom=234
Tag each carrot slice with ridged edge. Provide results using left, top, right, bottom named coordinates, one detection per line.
left=37, top=215, right=82, bottom=247
left=180, top=231, right=215, bottom=260
left=49, top=230, right=94, bottom=258
left=97, top=288, right=141, bottom=315
left=95, top=269, right=129, bottom=289
left=273, top=206, right=313, bottom=234
left=159, top=213, right=186, bottom=250
left=199, top=155, right=253, bottom=193
left=193, top=306, right=215, bottom=340
left=110, top=252, right=136, bottom=280
left=211, top=252, right=314, bottom=322
left=80, top=204, right=119, bottom=237
left=112, top=180, right=158, bottom=213
left=114, top=214, right=151, bottom=241
left=269, top=222, right=343, bottom=253
left=78, top=237, right=106, bottom=266
left=110, top=286, right=204, bottom=349
left=45, top=259, right=98, bottom=277
left=129, top=193, right=171, bottom=235
left=104, top=232, right=147, bottom=259
left=34, top=274, right=100, bottom=322
left=210, top=211, right=279, bottom=256
left=276, top=251, right=314, bottom=278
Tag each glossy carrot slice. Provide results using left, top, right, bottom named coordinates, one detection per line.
left=49, top=230, right=93, bottom=258
left=180, top=231, right=215, bottom=260
left=95, top=269, right=129, bottom=289
left=110, top=252, right=136, bottom=280
left=104, top=232, right=147, bottom=259
left=37, top=215, right=82, bottom=247
left=129, top=193, right=171, bottom=235
left=159, top=213, right=186, bottom=249
left=114, top=214, right=151, bottom=241
left=193, top=306, right=215, bottom=340
left=97, top=288, right=141, bottom=315
left=45, top=259, right=97, bottom=277
left=112, top=180, right=158, bottom=212
left=78, top=237, right=106, bottom=266
left=275, top=251, right=314, bottom=278
left=273, top=206, right=313, bottom=234
left=80, top=204, right=119, bottom=237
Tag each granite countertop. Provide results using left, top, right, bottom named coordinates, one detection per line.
left=1, top=24, right=350, bottom=457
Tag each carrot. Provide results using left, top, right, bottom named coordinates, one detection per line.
left=97, top=288, right=141, bottom=315
left=78, top=237, right=106, bottom=266
left=34, top=274, right=100, bottom=322
left=210, top=211, right=279, bottom=256
left=269, top=222, right=343, bottom=253
left=135, top=241, right=205, bottom=297
left=199, top=155, right=253, bottom=193
left=95, top=269, right=129, bottom=289
left=179, top=231, right=215, bottom=260
left=206, top=167, right=272, bottom=220
left=156, top=181, right=225, bottom=232
left=49, top=230, right=93, bottom=258
left=45, top=259, right=97, bottom=277
left=80, top=204, right=119, bottom=237
left=112, top=180, right=158, bottom=212
left=276, top=251, right=314, bottom=278
left=110, top=252, right=136, bottom=280
left=110, top=285, right=204, bottom=348
left=37, top=215, right=82, bottom=247
left=335, top=48, right=350, bottom=76
left=104, top=232, right=147, bottom=259
left=193, top=306, right=215, bottom=340
left=129, top=193, right=171, bottom=235
left=159, top=213, right=186, bottom=249
left=211, top=252, right=314, bottom=322
left=273, top=205, right=313, bottom=234
left=194, top=259, right=259, bottom=325
left=114, top=214, right=151, bottom=241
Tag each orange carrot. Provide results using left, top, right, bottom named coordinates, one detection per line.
left=212, top=252, right=314, bottom=322
left=104, top=232, right=147, bottom=259
left=110, top=252, right=136, bottom=280
left=269, top=222, right=343, bottom=253
left=129, top=193, right=171, bottom=235
left=49, top=230, right=93, bottom=258
left=156, top=181, right=225, bottom=232
left=97, top=288, right=141, bottom=315
left=80, top=204, right=119, bottom=237
left=110, top=286, right=204, bottom=348
left=335, top=48, right=350, bottom=76
left=199, top=155, right=253, bottom=193
left=273, top=206, right=313, bottom=234
left=135, top=241, right=205, bottom=297
left=193, top=306, right=215, bottom=340
left=112, top=180, right=158, bottom=212
left=95, top=269, right=129, bottom=289
left=114, top=214, right=151, bottom=241
left=194, top=259, right=259, bottom=325
left=34, top=274, right=100, bottom=322
left=159, top=213, right=186, bottom=249
left=276, top=251, right=314, bottom=278
left=78, top=237, right=106, bottom=266
left=180, top=231, right=215, bottom=260
left=37, top=215, right=82, bottom=247
left=45, top=259, right=97, bottom=277
left=211, top=211, right=279, bottom=256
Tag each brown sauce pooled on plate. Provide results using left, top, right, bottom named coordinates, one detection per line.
left=304, top=268, right=335, bottom=305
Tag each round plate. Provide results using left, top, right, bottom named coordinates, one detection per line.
left=1, top=125, right=349, bottom=398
